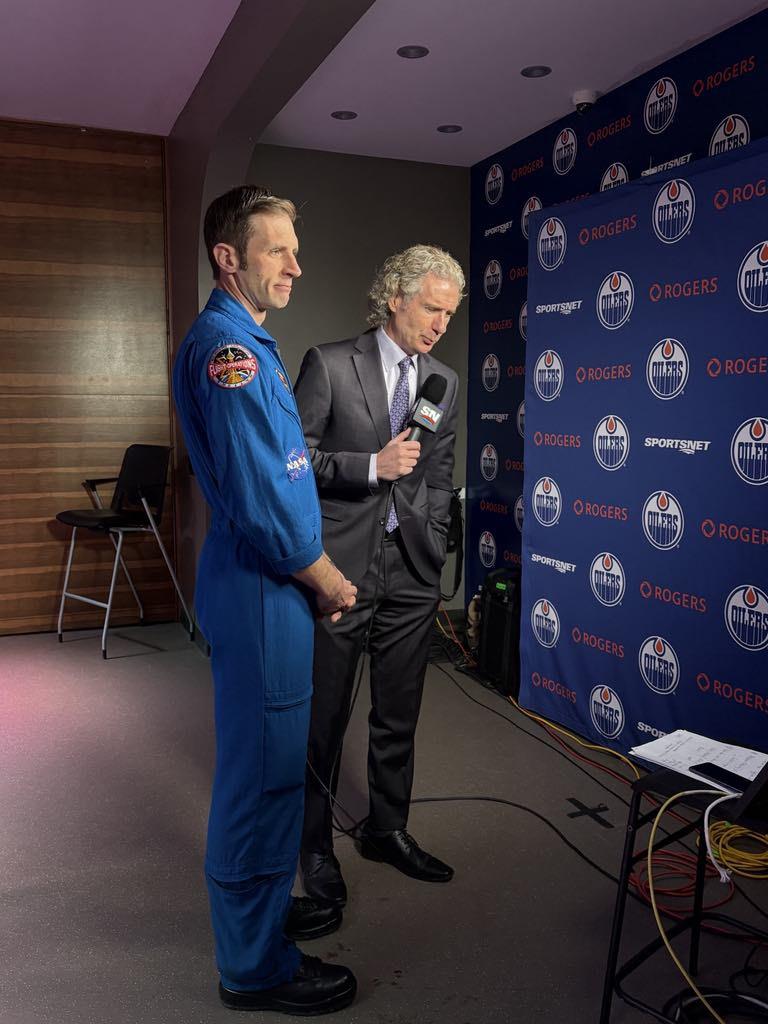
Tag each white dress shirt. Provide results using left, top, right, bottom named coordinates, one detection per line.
left=368, top=326, right=419, bottom=488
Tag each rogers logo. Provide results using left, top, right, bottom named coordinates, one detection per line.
left=649, top=277, right=718, bottom=302
left=571, top=625, right=624, bottom=659
left=713, top=179, right=768, bottom=211
left=639, top=579, right=707, bottom=614
left=587, top=115, right=631, bottom=148
left=701, top=518, right=768, bottom=547
left=572, top=499, right=629, bottom=522
left=578, top=214, right=637, bottom=246
left=483, top=318, right=515, bottom=334
left=508, top=265, right=529, bottom=282
left=533, top=431, right=581, bottom=448
left=707, top=356, right=768, bottom=378
left=531, top=671, right=577, bottom=703
left=575, top=363, right=631, bottom=384
left=696, top=671, right=768, bottom=715
left=692, top=56, right=755, bottom=97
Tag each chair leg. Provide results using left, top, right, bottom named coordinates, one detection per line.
left=141, top=498, right=195, bottom=639
left=102, top=532, right=124, bottom=659
left=58, top=527, right=78, bottom=641
left=108, top=532, right=144, bottom=620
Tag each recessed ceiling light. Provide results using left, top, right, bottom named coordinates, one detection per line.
left=521, top=65, right=552, bottom=78
left=397, top=45, right=429, bottom=59
left=437, top=124, right=463, bottom=134
left=331, top=110, right=358, bottom=120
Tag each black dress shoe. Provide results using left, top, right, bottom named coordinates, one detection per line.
left=360, top=829, right=454, bottom=882
left=219, top=954, right=356, bottom=1015
left=301, top=851, right=347, bottom=908
left=285, top=896, right=342, bottom=941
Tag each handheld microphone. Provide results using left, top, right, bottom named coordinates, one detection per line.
left=408, top=373, right=447, bottom=444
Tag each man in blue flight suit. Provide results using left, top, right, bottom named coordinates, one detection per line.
left=173, top=185, right=358, bottom=1015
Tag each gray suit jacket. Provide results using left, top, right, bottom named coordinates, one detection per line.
left=294, top=330, right=458, bottom=585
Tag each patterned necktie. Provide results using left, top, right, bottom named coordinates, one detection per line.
left=386, top=356, right=413, bottom=532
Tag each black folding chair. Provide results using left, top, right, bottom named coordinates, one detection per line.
left=56, top=444, right=194, bottom=657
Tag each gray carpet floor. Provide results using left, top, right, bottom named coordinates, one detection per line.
left=0, top=623, right=765, bottom=1024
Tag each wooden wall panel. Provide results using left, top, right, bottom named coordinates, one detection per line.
left=0, top=120, right=174, bottom=637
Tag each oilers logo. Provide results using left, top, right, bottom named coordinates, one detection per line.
left=709, top=114, right=750, bottom=157
left=485, top=163, right=503, bottom=205
left=531, top=598, right=560, bottom=648
left=600, top=163, right=628, bottom=191
left=593, top=414, right=630, bottom=471
left=479, top=530, right=497, bottom=569
left=596, top=271, right=634, bottom=330
left=589, top=552, right=626, bottom=607
left=553, top=128, right=577, bottom=175
left=537, top=217, right=567, bottom=271
left=644, top=77, right=677, bottom=134
left=514, top=494, right=524, bottom=533
left=725, top=585, right=768, bottom=651
left=642, top=490, right=684, bottom=549
left=646, top=339, right=689, bottom=400
left=534, top=350, right=564, bottom=401
left=638, top=636, right=679, bottom=694
left=516, top=400, right=525, bottom=438
left=522, top=196, right=543, bottom=239
left=482, top=353, right=500, bottom=392
left=730, top=417, right=768, bottom=485
left=519, top=301, right=528, bottom=341
left=480, top=443, right=499, bottom=481
left=652, top=179, right=695, bottom=244
left=737, top=241, right=768, bottom=312
left=532, top=476, right=562, bottom=527
left=589, top=686, right=625, bottom=739
left=484, top=259, right=502, bottom=300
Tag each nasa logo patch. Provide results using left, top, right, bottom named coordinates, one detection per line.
left=207, top=344, right=258, bottom=389
left=286, top=448, right=310, bottom=482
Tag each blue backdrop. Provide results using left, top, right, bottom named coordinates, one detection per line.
left=468, top=9, right=768, bottom=752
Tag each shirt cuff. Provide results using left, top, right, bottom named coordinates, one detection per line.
left=269, top=535, right=324, bottom=576
left=368, top=453, right=379, bottom=489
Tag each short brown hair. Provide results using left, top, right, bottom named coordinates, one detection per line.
left=203, top=185, right=297, bottom=279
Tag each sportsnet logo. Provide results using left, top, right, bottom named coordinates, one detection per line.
left=553, top=129, right=577, bottom=175
left=597, top=271, right=634, bottom=329
left=590, top=552, right=626, bottom=607
left=480, top=444, right=498, bottom=481
left=534, top=350, right=564, bottom=401
left=484, top=260, right=502, bottom=299
left=642, top=153, right=692, bottom=177
left=535, top=300, right=583, bottom=315
left=738, top=242, right=768, bottom=312
left=725, top=585, right=768, bottom=650
left=638, top=636, right=679, bottom=694
left=642, top=491, right=684, bottom=549
left=479, top=530, right=497, bottom=568
left=532, top=476, right=562, bottom=527
left=593, top=414, right=630, bottom=471
left=519, top=301, right=527, bottom=341
left=600, top=163, right=628, bottom=191
left=485, top=163, right=503, bottom=205
left=514, top=494, right=524, bottom=533
left=646, top=338, right=689, bottom=399
left=652, top=180, right=695, bottom=244
left=522, top=196, right=543, bottom=239
left=645, top=437, right=711, bottom=455
left=590, top=686, right=624, bottom=739
left=485, top=220, right=513, bottom=238
left=537, top=217, right=567, bottom=271
left=710, top=114, right=750, bottom=157
left=531, top=552, right=576, bottom=574
left=644, top=77, right=677, bottom=134
left=482, top=354, right=500, bottom=392
left=516, top=401, right=525, bottom=438
left=531, top=598, right=560, bottom=648
left=730, top=417, right=768, bottom=484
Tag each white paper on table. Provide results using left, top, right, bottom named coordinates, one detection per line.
left=629, top=729, right=768, bottom=787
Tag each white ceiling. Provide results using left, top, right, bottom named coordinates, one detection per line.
left=260, top=0, right=768, bottom=166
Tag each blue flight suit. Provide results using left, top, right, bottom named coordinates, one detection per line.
left=172, top=288, right=323, bottom=991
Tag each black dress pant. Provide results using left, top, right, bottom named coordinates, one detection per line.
left=302, top=532, right=440, bottom=853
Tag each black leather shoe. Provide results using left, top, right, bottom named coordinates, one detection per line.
left=219, top=954, right=356, bottom=1015
left=360, top=829, right=454, bottom=882
left=301, top=851, right=347, bottom=908
left=285, top=896, right=342, bottom=941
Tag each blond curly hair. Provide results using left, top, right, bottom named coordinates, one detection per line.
left=367, top=245, right=465, bottom=328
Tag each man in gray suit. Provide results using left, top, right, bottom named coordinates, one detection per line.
left=294, top=245, right=465, bottom=908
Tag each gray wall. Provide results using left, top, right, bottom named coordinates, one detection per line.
left=243, top=144, right=470, bottom=606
